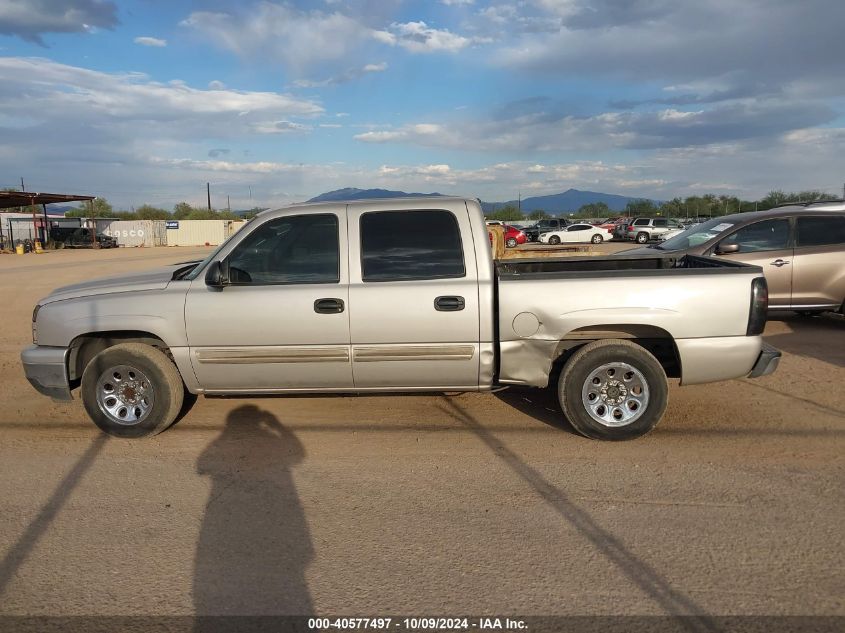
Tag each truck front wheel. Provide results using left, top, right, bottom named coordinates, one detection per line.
left=81, top=343, right=185, bottom=438
left=558, top=339, right=668, bottom=440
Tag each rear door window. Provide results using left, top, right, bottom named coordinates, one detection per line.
left=361, top=209, right=465, bottom=281
left=796, top=215, right=845, bottom=247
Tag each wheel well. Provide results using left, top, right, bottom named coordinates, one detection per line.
left=68, top=331, right=170, bottom=384
left=550, top=325, right=681, bottom=379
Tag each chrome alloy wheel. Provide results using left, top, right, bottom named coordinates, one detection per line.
left=95, top=364, right=155, bottom=425
left=581, top=362, right=649, bottom=427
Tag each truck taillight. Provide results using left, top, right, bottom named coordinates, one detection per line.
left=747, top=277, right=768, bottom=335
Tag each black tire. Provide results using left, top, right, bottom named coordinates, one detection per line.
left=506, top=237, right=518, bottom=248
left=81, top=342, right=185, bottom=438
left=636, top=232, right=649, bottom=244
left=558, top=339, right=668, bottom=440
left=591, top=234, right=603, bottom=244
left=549, top=235, right=561, bottom=245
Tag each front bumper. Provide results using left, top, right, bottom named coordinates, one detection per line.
left=21, top=345, right=73, bottom=401
left=747, top=342, right=781, bottom=379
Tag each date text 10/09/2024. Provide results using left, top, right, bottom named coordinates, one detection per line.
left=308, top=618, right=528, bottom=630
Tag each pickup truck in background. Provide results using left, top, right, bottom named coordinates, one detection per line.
left=22, top=197, right=780, bottom=441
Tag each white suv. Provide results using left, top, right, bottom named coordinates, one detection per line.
left=626, top=217, right=684, bottom=243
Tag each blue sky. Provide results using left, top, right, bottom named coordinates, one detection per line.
left=0, top=0, right=843, bottom=210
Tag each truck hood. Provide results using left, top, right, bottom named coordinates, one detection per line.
left=41, top=265, right=185, bottom=304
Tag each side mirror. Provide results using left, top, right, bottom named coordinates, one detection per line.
left=205, top=260, right=228, bottom=289
left=715, top=242, right=740, bottom=255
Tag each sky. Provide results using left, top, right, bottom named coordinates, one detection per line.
left=0, top=0, right=843, bottom=210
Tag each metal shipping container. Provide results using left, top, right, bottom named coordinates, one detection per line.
left=102, top=220, right=166, bottom=247
left=165, top=220, right=229, bottom=246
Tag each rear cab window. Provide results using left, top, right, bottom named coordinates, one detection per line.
left=360, top=209, right=465, bottom=281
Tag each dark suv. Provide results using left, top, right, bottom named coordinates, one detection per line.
left=524, top=217, right=568, bottom=242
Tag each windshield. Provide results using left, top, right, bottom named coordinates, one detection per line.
left=183, top=216, right=259, bottom=280
left=657, top=217, right=736, bottom=251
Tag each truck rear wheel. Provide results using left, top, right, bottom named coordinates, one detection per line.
left=81, top=343, right=184, bottom=438
left=558, top=339, right=668, bottom=440
left=636, top=232, right=649, bottom=243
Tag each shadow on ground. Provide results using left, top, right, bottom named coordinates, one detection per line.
left=765, top=312, right=845, bottom=368
left=193, top=404, right=313, bottom=617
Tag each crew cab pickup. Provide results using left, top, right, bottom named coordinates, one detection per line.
left=22, top=197, right=780, bottom=440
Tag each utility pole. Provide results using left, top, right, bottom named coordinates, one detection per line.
left=207, top=183, right=212, bottom=210
left=20, top=177, right=25, bottom=191
left=518, top=190, right=521, bottom=216
left=227, top=195, right=231, bottom=212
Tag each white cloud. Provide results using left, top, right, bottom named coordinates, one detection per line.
left=0, top=56, right=324, bottom=168
left=182, top=4, right=374, bottom=75
left=292, top=62, right=387, bottom=88
left=374, top=21, right=483, bottom=53
left=496, top=0, right=845, bottom=98
left=354, top=99, right=835, bottom=152
left=250, top=120, right=312, bottom=134
left=208, top=80, right=226, bottom=89
left=0, top=0, right=118, bottom=43
left=440, top=0, right=475, bottom=5
left=133, top=36, right=166, bottom=47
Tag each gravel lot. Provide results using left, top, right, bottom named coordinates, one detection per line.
left=0, top=246, right=842, bottom=616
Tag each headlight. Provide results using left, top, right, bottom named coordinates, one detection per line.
left=539, top=233, right=548, bottom=239
left=32, top=304, right=40, bottom=344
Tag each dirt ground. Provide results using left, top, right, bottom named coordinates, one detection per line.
left=0, top=246, right=842, bottom=617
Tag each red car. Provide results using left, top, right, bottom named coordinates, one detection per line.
left=503, top=224, right=527, bottom=248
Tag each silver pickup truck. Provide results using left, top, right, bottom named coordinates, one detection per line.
left=21, top=197, right=780, bottom=440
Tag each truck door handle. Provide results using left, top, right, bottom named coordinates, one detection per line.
left=770, top=259, right=790, bottom=267
left=434, top=296, right=465, bottom=311
left=314, top=298, right=344, bottom=314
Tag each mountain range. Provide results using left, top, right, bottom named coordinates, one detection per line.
left=307, top=188, right=657, bottom=215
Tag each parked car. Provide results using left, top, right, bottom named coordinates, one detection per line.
left=539, top=223, right=612, bottom=244
left=22, top=196, right=779, bottom=442
left=658, top=223, right=699, bottom=242
left=595, top=217, right=624, bottom=231
left=624, top=218, right=685, bottom=243
left=503, top=224, right=527, bottom=248
left=524, top=217, right=568, bottom=242
left=622, top=201, right=845, bottom=314
left=53, top=227, right=118, bottom=249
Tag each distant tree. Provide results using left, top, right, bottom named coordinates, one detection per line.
left=486, top=205, right=523, bottom=221
left=526, top=209, right=551, bottom=220
left=571, top=201, right=610, bottom=219
left=240, top=207, right=268, bottom=219
left=758, top=189, right=835, bottom=210
left=65, top=197, right=113, bottom=218
left=624, top=199, right=658, bottom=217
left=135, top=204, right=171, bottom=220
left=173, top=202, right=196, bottom=219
